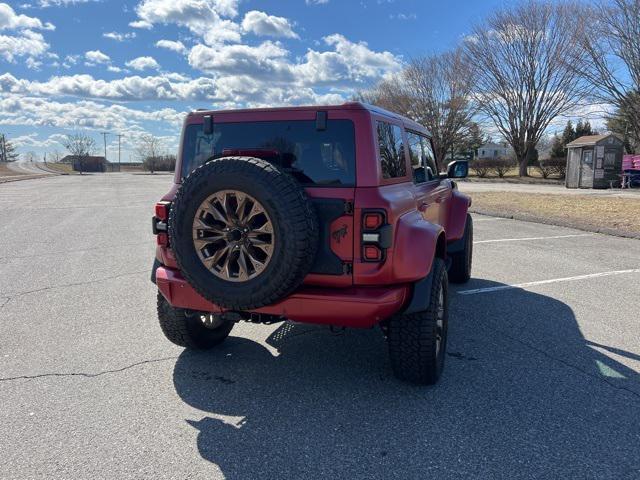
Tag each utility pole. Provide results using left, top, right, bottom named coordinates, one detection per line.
left=100, top=132, right=110, bottom=162
left=116, top=134, right=124, bottom=170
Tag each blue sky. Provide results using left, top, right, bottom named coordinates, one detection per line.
left=1, top=0, right=510, bottom=160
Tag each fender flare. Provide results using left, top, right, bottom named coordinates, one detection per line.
left=392, top=210, right=444, bottom=282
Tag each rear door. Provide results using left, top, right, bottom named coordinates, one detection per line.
left=407, top=131, right=449, bottom=226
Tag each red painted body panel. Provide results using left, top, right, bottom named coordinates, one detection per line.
left=154, top=102, right=472, bottom=326
left=156, top=267, right=409, bottom=328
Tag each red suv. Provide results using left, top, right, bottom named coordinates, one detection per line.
left=152, top=102, right=472, bottom=384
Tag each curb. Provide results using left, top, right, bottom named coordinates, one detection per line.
left=470, top=207, right=640, bottom=240
left=0, top=174, right=56, bottom=184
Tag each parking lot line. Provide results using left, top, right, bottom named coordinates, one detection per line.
left=458, top=269, right=640, bottom=295
left=474, top=233, right=593, bottom=244
left=471, top=217, right=507, bottom=222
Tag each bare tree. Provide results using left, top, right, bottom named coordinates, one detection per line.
left=48, top=148, right=62, bottom=163
left=136, top=134, right=163, bottom=173
left=62, top=133, right=96, bottom=174
left=367, top=49, right=475, bottom=165
left=463, top=1, right=590, bottom=176
left=574, top=0, right=640, bottom=153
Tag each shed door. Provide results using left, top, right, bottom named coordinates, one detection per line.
left=579, top=149, right=594, bottom=188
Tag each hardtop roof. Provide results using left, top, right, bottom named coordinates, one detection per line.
left=188, top=102, right=431, bottom=137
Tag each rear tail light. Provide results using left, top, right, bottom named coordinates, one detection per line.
left=361, top=209, right=391, bottom=263
left=153, top=201, right=171, bottom=242
left=363, top=245, right=382, bottom=261
left=363, top=212, right=384, bottom=230
left=156, top=232, right=169, bottom=247
left=155, top=201, right=171, bottom=221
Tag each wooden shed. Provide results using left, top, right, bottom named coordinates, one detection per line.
left=565, top=134, right=623, bottom=189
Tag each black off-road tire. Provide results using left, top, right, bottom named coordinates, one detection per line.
left=388, top=258, right=448, bottom=385
left=157, top=293, right=233, bottom=349
left=169, top=157, right=319, bottom=310
left=449, top=214, right=473, bottom=284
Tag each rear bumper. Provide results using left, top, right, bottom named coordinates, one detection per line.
left=155, top=266, right=409, bottom=328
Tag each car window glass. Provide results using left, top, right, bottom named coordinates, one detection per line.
left=421, top=137, right=438, bottom=177
left=407, top=132, right=427, bottom=183
left=377, top=121, right=406, bottom=179
left=181, top=120, right=356, bottom=186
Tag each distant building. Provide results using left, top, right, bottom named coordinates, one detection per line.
left=477, top=143, right=512, bottom=160
left=61, top=155, right=108, bottom=172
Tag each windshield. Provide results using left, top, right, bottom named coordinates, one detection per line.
left=181, top=119, right=356, bottom=186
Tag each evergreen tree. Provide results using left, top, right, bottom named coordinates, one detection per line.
left=0, top=134, right=19, bottom=162
left=457, top=122, right=487, bottom=159
left=550, top=134, right=565, bottom=158
left=575, top=120, right=594, bottom=138
left=561, top=120, right=575, bottom=146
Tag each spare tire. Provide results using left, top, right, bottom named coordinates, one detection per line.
left=169, top=156, right=319, bottom=310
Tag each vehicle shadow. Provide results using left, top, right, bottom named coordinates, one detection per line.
left=172, top=279, right=640, bottom=479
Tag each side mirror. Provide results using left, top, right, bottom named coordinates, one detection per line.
left=447, top=160, right=468, bottom=178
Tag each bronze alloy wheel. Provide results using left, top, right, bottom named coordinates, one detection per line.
left=192, top=190, right=274, bottom=282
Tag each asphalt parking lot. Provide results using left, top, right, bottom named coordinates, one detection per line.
left=1, top=174, right=639, bottom=479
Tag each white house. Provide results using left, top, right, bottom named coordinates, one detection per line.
left=477, top=142, right=512, bottom=159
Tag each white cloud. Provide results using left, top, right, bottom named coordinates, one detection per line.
left=305, top=0, right=329, bottom=4
left=189, top=34, right=400, bottom=87
left=0, top=30, right=49, bottom=61
left=129, top=20, right=152, bottom=29
left=103, top=31, right=136, bottom=41
left=155, top=39, right=186, bottom=53
left=241, top=10, right=298, bottom=39
left=0, top=93, right=184, bottom=131
left=0, top=72, right=217, bottom=101
left=0, top=3, right=53, bottom=61
left=84, top=49, right=110, bottom=65
left=37, top=0, right=97, bottom=7
left=125, top=56, right=160, bottom=71
left=188, top=41, right=291, bottom=78
left=133, top=0, right=241, bottom=45
left=0, top=3, right=55, bottom=30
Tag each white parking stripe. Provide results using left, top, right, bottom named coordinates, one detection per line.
left=458, top=269, right=640, bottom=295
left=474, top=234, right=593, bottom=244
left=471, top=217, right=507, bottom=222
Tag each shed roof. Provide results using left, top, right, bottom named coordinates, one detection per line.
left=566, top=134, right=620, bottom=147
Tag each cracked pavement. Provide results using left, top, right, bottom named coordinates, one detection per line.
left=1, top=174, right=639, bottom=479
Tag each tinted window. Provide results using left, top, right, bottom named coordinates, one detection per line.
left=422, top=137, right=438, bottom=175
left=181, top=120, right=355, bottom=186
left=377, top=121, right=406, bottom=179
left=407, top=132, right=438, bottom=183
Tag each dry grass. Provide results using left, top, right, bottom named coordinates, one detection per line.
left=45, top=162, right=75, bottom=174
left=470, top=192, right=640, bottom=236
left=0, top=163, right=27, bottom=177
left=120, top=164, right=144, bottom=172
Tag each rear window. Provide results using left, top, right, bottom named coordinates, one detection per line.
left=181, top=119, right=356, bottom=186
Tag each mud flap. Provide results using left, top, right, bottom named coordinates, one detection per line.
left=402, top=266, right=434, bottom=315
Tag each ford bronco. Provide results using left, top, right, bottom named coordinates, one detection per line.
left=151, top=102, right=472, bottom=385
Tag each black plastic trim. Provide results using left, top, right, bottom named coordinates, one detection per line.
left=402, top=266, right=434, bottom=314
left=309, top=198, right=350, bottom=275
left=151, top=258, right=162, bottom=284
